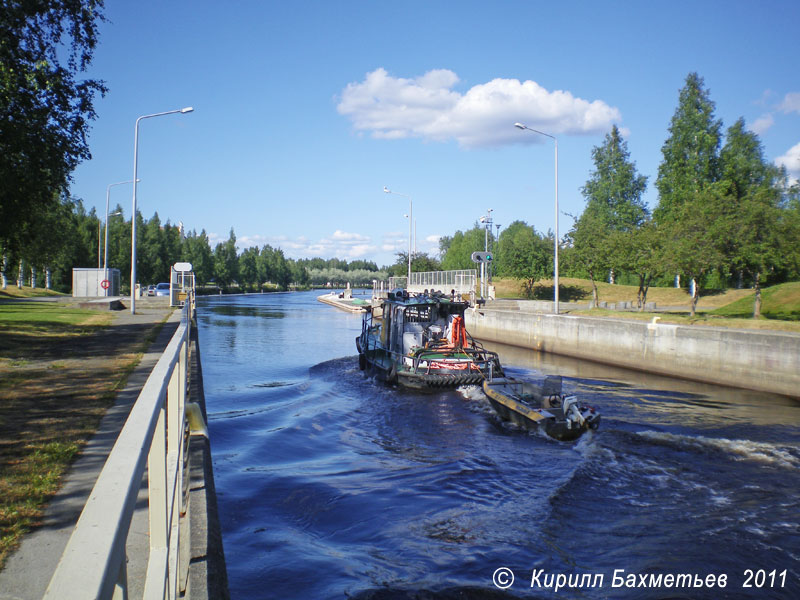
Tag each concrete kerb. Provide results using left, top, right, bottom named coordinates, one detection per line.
left=0, top=307, right=181, bottom=600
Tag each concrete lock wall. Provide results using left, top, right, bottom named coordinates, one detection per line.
left=465, top=309, right=800, bottom=397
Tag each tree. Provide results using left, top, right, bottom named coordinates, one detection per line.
left=289, top=260, right=310, bottom=287
left=238, top=246, right=260, bottom=290
left=181, top=229, right=213, bottom=285
left=582, top=125, right=649, bottom=232
left=107, top=205, right=131, bottom=290
left=348, top=259, right=378, bottom=272
left=621, top=221, right=662, bottom=311
left=717, top=119, right=787, bottom=317
left=573, top=125, right=649, bottom=303
left=139, top=212, right=166, bottom=284
left=258, top=244, right=291, bottom=289
left=495, top=221, right=551, bottom=297
left=566, top=210, right=613, bottom=306
left=660, top=191, right=726, bottom=316
left=213, top=229, right=238, bottom=288
left=440, top=225, right=487, bottom=270
left=1, top=1, right=107, bottom=248
left=655, top=73, right=722, bottom=224
left=654, top=73, right=724, bottom=314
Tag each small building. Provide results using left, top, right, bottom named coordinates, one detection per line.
left=72, top=268, right=121, bottom=297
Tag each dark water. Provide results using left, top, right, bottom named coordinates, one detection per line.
left=197, top=291, right=800, bottom=599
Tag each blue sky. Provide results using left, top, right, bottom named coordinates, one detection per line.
left=70, top=0, right=800, bottom=267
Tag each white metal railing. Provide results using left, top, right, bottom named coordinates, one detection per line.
left=388, top=269, right=477, bottom=296
left=44, top=296, right=197, bottom=599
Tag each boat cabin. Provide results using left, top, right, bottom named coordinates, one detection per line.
left=375, top=290, right=470, bottom=357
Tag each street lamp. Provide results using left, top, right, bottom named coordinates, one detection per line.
left=105, top=179, right=137, bottom=271
left=479, top=209, right=494, bottom=298
left=131, top=107, right=193, bottom=314
left=383, top=186, right=412, bottom=284
left=515, top=122, right=559, bottom=314
left=102, top=209, right=122, bottom=295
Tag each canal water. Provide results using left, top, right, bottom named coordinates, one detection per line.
left=196, top=291, right=800, bottom=599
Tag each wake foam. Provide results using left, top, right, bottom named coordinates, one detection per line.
left=637, top=431, right=799, bottom=468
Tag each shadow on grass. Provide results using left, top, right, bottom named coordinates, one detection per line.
left=0, top=320, right=158, bottom=361
left=712, top=309, right=800, bottom=322
left=529, top=284, right=589, bottom=302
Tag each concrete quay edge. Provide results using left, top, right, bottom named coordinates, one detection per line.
left=466, top=307, right=800, bottom=398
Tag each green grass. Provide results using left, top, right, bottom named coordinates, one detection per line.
left=0, top=302, right=142, bottom=567
left=0, top=304, right=112, bottom=354
left=0, top=441, right=79, bottom=561
left=0, top=303, right=107, bottom=327
left=492, top=276, right=754, bottom=308
left=711, top=281, right=800, bottom=321
left=0, top=286, right=65, bottom=299
left=493, top=277, right=800, bottom=331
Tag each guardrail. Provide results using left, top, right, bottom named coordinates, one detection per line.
left=44, top=297, right=196, bottom=599
left=386, top=270, right=477, bottom=296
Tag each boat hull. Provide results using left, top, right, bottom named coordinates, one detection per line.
left=357, top=337, right=496, bottom=390
left=483, top=378, right=600, bottom=441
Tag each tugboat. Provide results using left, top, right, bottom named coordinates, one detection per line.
left=356, top=289, right=504, bottom=390
left=482, top=375, right=600, bottom=441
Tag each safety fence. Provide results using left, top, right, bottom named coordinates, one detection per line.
left=44, top=296, right=196, bottom=599
left=387, top=269, right=477, bottom=296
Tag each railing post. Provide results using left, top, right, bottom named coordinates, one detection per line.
left=145, top=401, right=168, bottom=597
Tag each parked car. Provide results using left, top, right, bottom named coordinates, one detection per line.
left=155, top=282, right=170, bottom=297
left=146, top=284, right=156, bottom=296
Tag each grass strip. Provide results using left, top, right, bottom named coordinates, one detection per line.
left=0, top=303, right=171, bottom=568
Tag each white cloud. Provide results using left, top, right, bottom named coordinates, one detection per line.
left=331, top=230, right=370, bottom=242
left=779, top=92, right=800, bottom=114
left=776, top=142, right=800, bottom=183
left=299, top=230, right=377, bottom=259
left=754, top=89, right=774, bottom=108
left=207, top=232, right=224, bottom=247
left=748, top=113, right=774, bottom=135
left=214, top=230, right=379, bottom=259
left=237, top=234, right=271, bottom=248
left=337, top=68, right=622, bottom=148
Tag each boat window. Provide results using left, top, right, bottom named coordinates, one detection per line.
left=441, top=302, right=468, bottom=316
left=404, top=305, right=433, bottom=323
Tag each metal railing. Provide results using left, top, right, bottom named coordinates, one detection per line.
left=387, top=269, right=477, bottom=296
left=44, top=296, right=197, bottom=600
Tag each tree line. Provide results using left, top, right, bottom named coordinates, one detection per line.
left=432, top=73, right=800, bottom=317
left=3, top=5, right=798, bottom=314
left=0, top=196, right=405, bottom=292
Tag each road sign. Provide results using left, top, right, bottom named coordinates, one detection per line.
left=100, top=279, right=110, bottom=290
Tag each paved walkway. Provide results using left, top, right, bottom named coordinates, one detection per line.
left=0, top=306, right=179, bottom=599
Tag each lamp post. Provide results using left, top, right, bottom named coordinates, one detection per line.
left=514, top=122, right=559, bottom=314
left=102, top=209, right=122, bottom=293
left=383, top=186, right=412, bottom=284
left=105, top=180, right=137, bottom=279
left=479, top=209, right=494, bottom=298
left=131, top=107, right=193, bottom=314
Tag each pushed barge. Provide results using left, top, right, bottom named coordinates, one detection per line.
left=356, top=289, right=503, bottom=389
left=483, top=376, right=600, bottom=441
